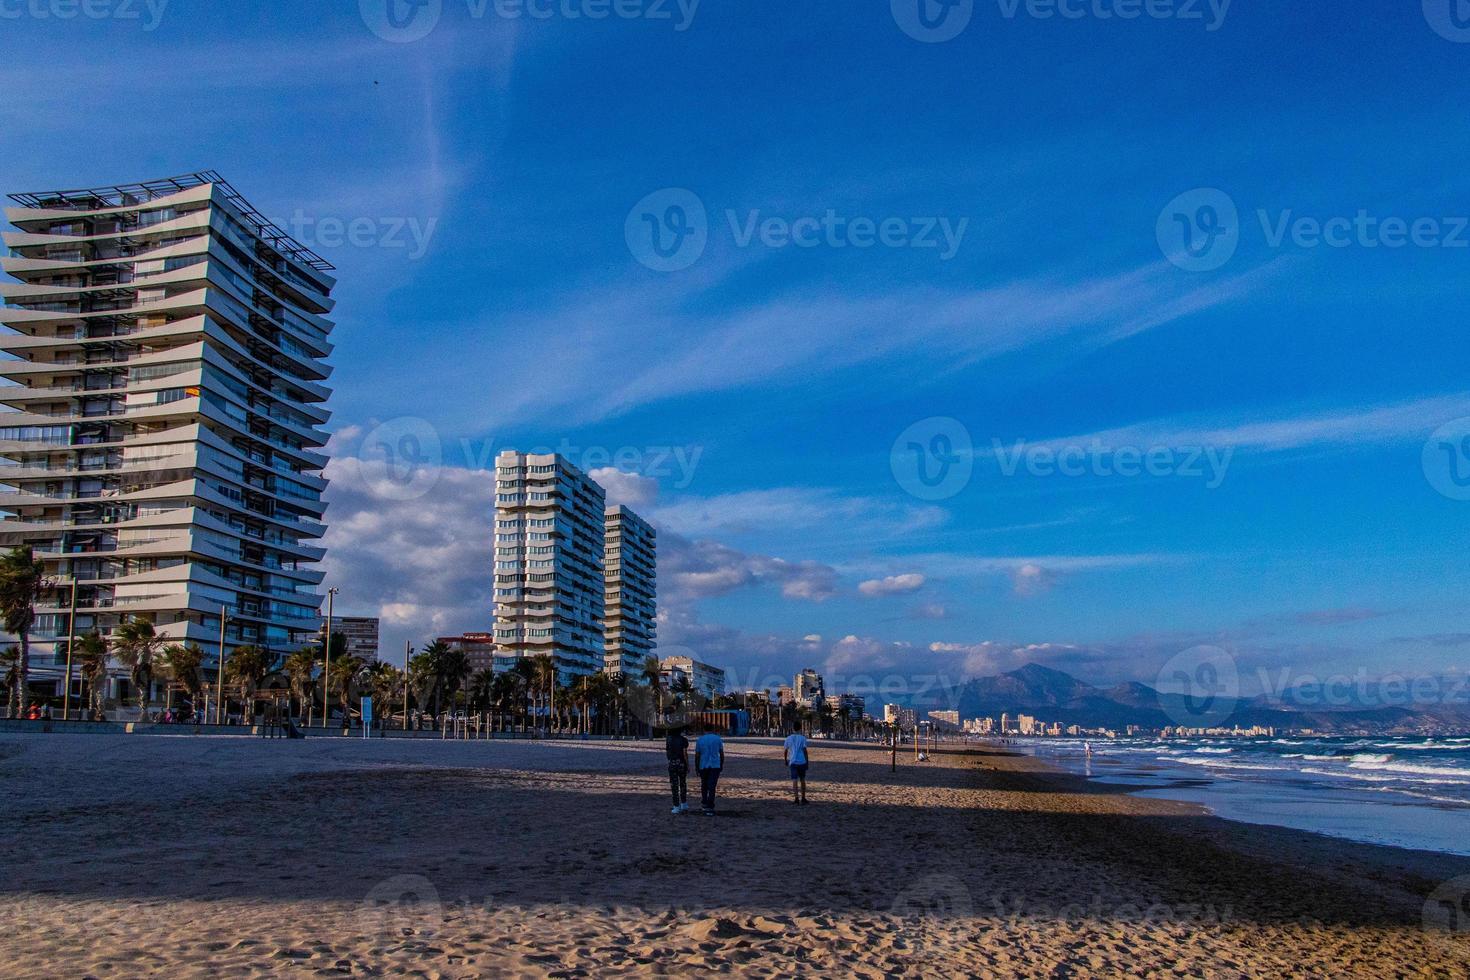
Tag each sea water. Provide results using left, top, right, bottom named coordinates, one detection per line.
left=1024, top=735, right=1470, bottom=855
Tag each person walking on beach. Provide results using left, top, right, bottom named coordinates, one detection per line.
left=784, top=720, right=811, bottom=805
left=665, top=724, right=691, bottom=814
left=694, top=722, right=725, bottom=816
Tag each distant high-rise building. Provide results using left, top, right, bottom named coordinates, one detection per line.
left=321, top=616, right=379, bottom=662
left=795, top=668, right=825, bottom=707
left=0, top=173, right=333, bottom=700
left=603, top=504, right=656, bottom=679
left=493, top=451, right=606, bottom=680
left=928, top=709, right=960, bottom=726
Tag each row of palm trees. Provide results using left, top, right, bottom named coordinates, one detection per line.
left=0, top=539, right=882, bottom=736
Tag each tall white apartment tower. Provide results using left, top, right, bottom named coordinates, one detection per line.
left=493, top=451, right=606, bottom=680
left=0, top=173, right=334, bottom=690
left=603, top=504, right=656, bottom=679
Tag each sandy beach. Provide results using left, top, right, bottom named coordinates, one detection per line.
left=1, top=732, right=1467, bottom=977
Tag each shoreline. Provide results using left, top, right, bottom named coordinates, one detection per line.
left=1015, top=735, right=1470, bottom=858
left=1, top=732, right=1467, bottom=976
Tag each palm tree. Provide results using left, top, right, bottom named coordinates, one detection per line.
left=506, top=658, right=538, bottom=732
left=111, top=617, right=162, bottom=720
left=583, top=672, right=618, bottom=735
left=159, top=642, right=206, bottom=716
left=491, top=669, right=525, bottom=731
left=436, top=645, right=470, bottom=716
left=669, top=673, right=695, bottom=727
left=75, top=631, right=110, bottom=720
left=329, top=655, right=366, bottom=725
left=0, top=645, right=19, bottom=718
left=224, top=645, right=273, bottom=722
left=366, top=661, right=404, bottom=730
left=283, top=648, right=319, bottom=722
left=638, top=655, right=664, bottom=734
left=528, top=654, right=556, bottom=733
left=0, top=545, right=46, bottom=718
left=408, top=645, right=444, bottom=729
left=467, top=668, right=495, bottom=714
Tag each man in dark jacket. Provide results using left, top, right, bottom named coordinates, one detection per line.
left=665, top=725, right=690, bottom=814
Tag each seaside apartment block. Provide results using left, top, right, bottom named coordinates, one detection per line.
left=319, top=615, right=379, bottom=662
left=0, top=173, right=333, bottom=694
left=493, top=451, right=607, bottom=681
left=603, top=503, right=656, bottom=680
left=659, top=655, right=725, bottom=700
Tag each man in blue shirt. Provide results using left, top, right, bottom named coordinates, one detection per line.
left=783, top=720, right=811, bottom=805
left=694, top=722, right=725, bottom=815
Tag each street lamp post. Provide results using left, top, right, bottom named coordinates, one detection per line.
left=215, top=605, right=231, bottom=725
left=403, top=641, right=412, bottom=732
left=321, top=587, right=338, bottom=729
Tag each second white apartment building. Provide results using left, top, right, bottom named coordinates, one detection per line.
left=493, top=451, right=607, bottom=680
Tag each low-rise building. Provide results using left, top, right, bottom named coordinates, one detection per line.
left=660, top=655, right=727, bottom=700
left=440, top=632, right=498, bottom=674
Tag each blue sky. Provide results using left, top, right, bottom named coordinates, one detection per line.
left=3, top=0, right=1468, bottom=696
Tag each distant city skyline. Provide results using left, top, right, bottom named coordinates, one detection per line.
left=3, top=5, right=1466, bottom=693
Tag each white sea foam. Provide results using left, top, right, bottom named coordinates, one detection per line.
left=1348, top=759, right=1470, bottom=781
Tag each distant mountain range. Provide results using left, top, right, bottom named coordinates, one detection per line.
left=922, top=663, right=1470, bottom=735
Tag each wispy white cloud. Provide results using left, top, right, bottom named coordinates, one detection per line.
left=858, top=573, right=926, bottom=598
left=1012, top=392, right=1470, bottom=457
left=651, top=487, right=946, bottom=539
left=424, top=259, right=1274, bottom=426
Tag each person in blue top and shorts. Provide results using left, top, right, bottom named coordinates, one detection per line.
left=784, top=720, right=811, bottom=805
left=694, top=722, right=725, bottom=815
